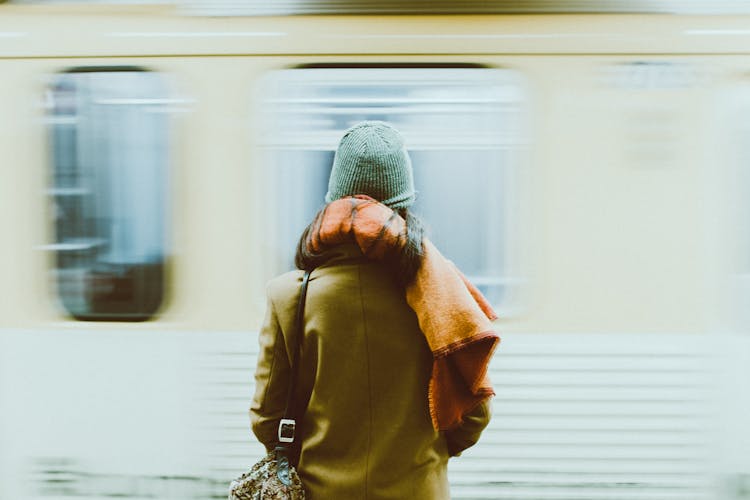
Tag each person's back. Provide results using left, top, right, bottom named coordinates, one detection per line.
left=255, top=244, right=454, bottom=499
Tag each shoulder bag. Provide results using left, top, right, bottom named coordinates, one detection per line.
left=229, top=271, right=311, bottom=500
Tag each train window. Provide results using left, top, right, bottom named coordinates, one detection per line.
left=44, top=68, right=170, bottom=321
left=259, top=66, right=525, bottom=306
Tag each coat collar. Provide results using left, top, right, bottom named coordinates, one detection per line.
left=315, top=243, right=367, bottom=269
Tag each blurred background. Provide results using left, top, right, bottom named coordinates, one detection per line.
left=2, top=1, right=750, bottom=499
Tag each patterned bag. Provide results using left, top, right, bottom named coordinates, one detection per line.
left=229, top=271, right=311, bottom=500
left=228, top=447, right=304, bottom=500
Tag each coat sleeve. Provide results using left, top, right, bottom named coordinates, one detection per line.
left=444, top=398, right=492, bottom=457
left=249, top=292, right=291, bottom=451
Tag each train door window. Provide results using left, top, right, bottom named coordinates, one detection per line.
left=44, top=68, right=170, bottom=321
left=259, top=66, right=525, bottom=306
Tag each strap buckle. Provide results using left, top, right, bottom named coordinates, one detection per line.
left=278, top=419, right=296, bottom=443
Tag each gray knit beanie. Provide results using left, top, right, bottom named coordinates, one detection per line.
left=325, top=121, right=416, bottom=209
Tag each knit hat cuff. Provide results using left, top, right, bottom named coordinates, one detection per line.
left=325, top=189, right=416, bottom=209
left=379, top=190, right=417, bottom=210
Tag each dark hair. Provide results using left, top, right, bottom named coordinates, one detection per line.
left=295, top=207, right=425, bottom=286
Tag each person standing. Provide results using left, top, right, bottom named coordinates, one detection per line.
left=250, top=121, right=499, bottom=499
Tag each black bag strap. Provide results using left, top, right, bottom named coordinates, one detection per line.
left=276, top=270, right=311, bottom=449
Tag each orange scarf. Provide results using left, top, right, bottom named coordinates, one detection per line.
left=307, top=196, right=500, bottom=431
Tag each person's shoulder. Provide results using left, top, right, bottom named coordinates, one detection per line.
left=266, top=269, right=305, bottom=303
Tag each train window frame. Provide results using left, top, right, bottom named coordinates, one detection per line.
left=717, top=83, right=750, bottom=329
left=254, top=63, right=526, bottom=311
left=43, top=66, right=172, bottom=322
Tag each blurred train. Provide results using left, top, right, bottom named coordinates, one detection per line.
left=2, top=2, right=750, bottom=499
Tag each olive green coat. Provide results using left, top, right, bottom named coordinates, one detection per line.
left=250, top=245, right=491, bottom=500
